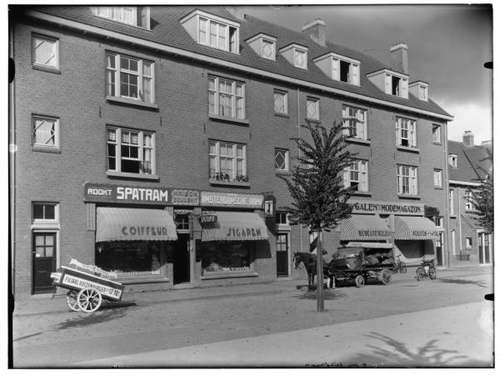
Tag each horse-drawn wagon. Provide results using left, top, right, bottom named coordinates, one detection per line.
left=50, top=259, right=124, bottom=313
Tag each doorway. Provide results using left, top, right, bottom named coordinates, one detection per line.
left=478, top=232, right=492, bottom=265
left=32, top=232, right=56, bottom=294
left=173, top=234, right=190, bottom=284
left=276, top=233, right=289, bottom=277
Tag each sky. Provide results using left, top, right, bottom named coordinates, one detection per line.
left=237, top=4, right=493, bottom=144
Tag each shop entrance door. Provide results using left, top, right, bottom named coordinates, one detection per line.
left=32, top=232, right=56, bottom=294
left=173, top=234, right=190, bottom=284
left=435, top=233, right=444, bottom=266
left=478, top=232, right=491, bottom=265
left=276, top=233, right=289, bottom=277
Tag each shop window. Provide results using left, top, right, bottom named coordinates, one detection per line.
left=209, top=140, right=247, bottom=183
left=274, top=90, right=288, bottom=115
left=200, top=242, right=253, bottom=275
left=433, top=169, right=443, bottom=188
left=208, top=75, right=245, bottom=120
left=396, top=117, right=417, bottom=148
left=32, top=115, right=60, bottom=151
left=106, top=127, right=156, bottom=176
left=106, top=52, right=155, bottom=105
left=342, top=105, right=367, bottom=140
left=432, top=124, right=441, bottom=144
left=397, top=164, right=418, bottom=195
left=32, top=33, right=59, bottom=71
left=92, top=6, right=150, bottom=29
left=306, top=97, right=319, bottom=121
left=344, top=160, right=369, bottom=192
left=274, top=148, right=289, bottom=172
left=465, top=237, right=473, bottom=249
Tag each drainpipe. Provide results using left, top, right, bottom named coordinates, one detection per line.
left=9, top=13, right=16, bottom=301
left=443, top=121, right=451, bottom=268
left=297, top=87, right=302, bottom=252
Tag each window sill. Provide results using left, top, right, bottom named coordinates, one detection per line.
left=397, top=146, right=420, bottom=153
left=106, top=171, right=160, bottom=181
left=209, top=179, right=250, bottom=188
left=398, top=194, right=421, bottom=200
left=32, top=146, right=61, bottom=154
left=345, top=137, right=371, bottom=145
left=32, top=64, right=61, bottom=74
left=201, top=271, right=259, bottom=280
left=274, top=112, right=290, bottom=119
left=351, top=191, right=372, bottom=197
left=208, top=114, right=249, bottom=126
left=119, top=276, right=169, bottom=285
left=305, top=118, right=321, bottom=124
left=106, top=96, right=159, bottom=110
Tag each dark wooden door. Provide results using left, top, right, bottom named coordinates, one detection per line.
left=276, top=233, right=289, bottom=277
left=173, top=234, right=190, bottom=284
left=32, top=232, right=56, bottom=294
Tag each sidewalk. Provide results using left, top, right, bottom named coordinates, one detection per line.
left=12, top=264, right=492, bottom=317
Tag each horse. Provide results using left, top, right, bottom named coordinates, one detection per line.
left=293, top=252, right=334, bottom=290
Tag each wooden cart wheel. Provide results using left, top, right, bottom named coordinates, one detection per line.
left=77, top=288, right=102, bottom=313
left=416, top=267, right=425, bottom=281
left=66, top=290, right=80, bottom=312
left=429, top=267, right=437, bottom=280
left=354, top=275, right=365, bottom=288
left=380, top=269, right=392, bottom=285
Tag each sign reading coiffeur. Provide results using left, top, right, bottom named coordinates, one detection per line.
left=84, top=183, right=169, bottom=204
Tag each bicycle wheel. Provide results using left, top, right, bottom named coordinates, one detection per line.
left=416, top=267, right=425, bottom=281
left=429, top=267, right=437, bottom=280
left=354, top=275, right=365, bottom=288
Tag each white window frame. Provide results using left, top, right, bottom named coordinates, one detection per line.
left=106, top=52, right=155, bottom=104
left=448, top=154, right=458, bottom=168
left=208, top=75, right=246, bottom=120
left=294, top=48, right=308, bottom=69
left=434, top=216, right=443, bottom=228
left=449, top=189, right=455, bottom=216
left=106, top=126, right=156, bottom=176
left=397, top=164, right=418, bottom=195
left=32, top=114, right=60, bottom=151
left=432, top=124, right=441, bottom=144
left=32, top=202, right=60, bottom=226
left=336, top=59, right=360, bottom=86
left=433, top=169, right=443, bottom=188
left=92, top=7, right=150, bottom=29
left=342, top=105, right=367, bottom=140
left=451, top=230, right=456, bottom=255
left=306, top=97, right=320, bottom=121
left=261, top=38, right=276, bottom=60
left=273, top=90, right=288, bottom=115
left=465, top=237, right=473, bottom=249
left=344, top=160, right=369, bottom=192
left=464, top=190, right=475, bottom=211
left=396, top=116, right=417, bottom=148
left=276, top=212, right=289, bottom=225
left=209, top=140, right=247, bottom=183
left=32, top=33, right=59, bottom=71
left=419, top=85, right=428, bottom=101
left=198, top=15, right=239, bottom=53
left=274, top=148, right=290, bottom=172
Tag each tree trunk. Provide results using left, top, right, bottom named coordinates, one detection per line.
left=316, top=230, right=324, bottom=312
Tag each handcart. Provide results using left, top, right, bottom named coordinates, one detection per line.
left=50, top=259, right=124, bottom=313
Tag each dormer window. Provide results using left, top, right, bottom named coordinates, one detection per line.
left=410, top=81, right=429, bottom=101
left=280, top=44, right=308, bottom=70
left=181, top=10, right=240, bottom=54
left=246, top=33, right=276, bottom=61
left=448, top=154, right=458, bottom=168
left=314, top=53, right=360, bottom=86
left=92, top=7, right=150, bottom=29
left=367, top=69, right=409, bottom=99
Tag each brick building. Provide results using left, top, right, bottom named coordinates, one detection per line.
left=447, top=131, right=492, bottom=266
left=9, top=6, right=453, bottom=297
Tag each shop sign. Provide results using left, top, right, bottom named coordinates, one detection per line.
left=226, top=226, right=263, bottom=239
left=200, top=191, right=264, bottom=208
left=411, top=230, right=440, bottom=237
left=84, top=183, right=169, bottom=204
left=349, top=199, right=424, bottom=216
left=199, top=214, right=217, bottom=225
left=358, top=230, right=393, bottom=237
left=61, top=274, right=122, bottom=299
left=171, top=189, right=200, bottom=206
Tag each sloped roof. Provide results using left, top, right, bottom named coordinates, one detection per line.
left=23, top=5, right=451, bottom=118
left=448, top=140, right=492, bottom=183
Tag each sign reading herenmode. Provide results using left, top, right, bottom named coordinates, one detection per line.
left=349, top=199, right=424, bottom=216
left=85, top=183, right=169, bottom=204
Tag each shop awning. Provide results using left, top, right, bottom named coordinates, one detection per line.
left=201, top=211, right=269, bottom=242
left=394, top=216, right=441, bottom=240
left=337, top=215, right=393, bottom=241
left=96, top=207, right=178, bottom=242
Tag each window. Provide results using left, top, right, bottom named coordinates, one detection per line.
left=208, top=76, right=245, bottom=120
left=396, top=117, right=417, bottom=148
left=209, top=140, right=247, bottom=183
left=465, top=237, right=473, bottom=249
left=432, top=124, right=441, bottom=144
left=464, top=190, right=475, bottom=211
left=175, top=214, right=190, bottom=231
left=392, top=76, right=401, bottom=96
left=274, top=90, right=288, bottom=115
left=294, top=49, right=307, bottom=69
left=448, top=154, right=458, bottom=168
left=419, top=85, right=428, bottom=101
left=200, top=242, right=253, bottom=274
left=261, top=38, right=276, bottom=60
left=106, top=127, right=156, bottom=176
left=397, top=165, right=418, bottom=195
left=106, top=52, right=155, bottom=105
left=433, top=169, right=443, bottom=188
left=92, top=7, right=150, bottom=29
left=199, top=16, right=239, bottom=53
left=434, top=216, right=443, bottom=228
left=32, top=115, right=60, bottom=151
left=451, top=230, right=456, bottom=255
left=336, top=59, right=360, bottom=85
left=449, top=189, right=455, bottom=216
left=274, top=148, right=289, bottom=172
left=32, top=34, right=59, bottom=71
left=344, top=160, right=369, bottom=192
left=306, top=98, right=319, bottom=121
left=33, top=202, right=58, bottom=223
left=276, top=212, right=289, bottom=225
left=342, top=105, right=367, bottom=140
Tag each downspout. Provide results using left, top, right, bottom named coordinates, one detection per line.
left=9, top=12, right=16, bottom=300
left=458, top=185, right=463, bottom=257
left=297, top=87, right=302, bottom=252
left=443, top=121, right=451, bottom=268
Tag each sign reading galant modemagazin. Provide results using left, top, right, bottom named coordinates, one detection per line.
left=84, top=183, right=169, bottom=204
left=349, top=199, right=425, bottom=216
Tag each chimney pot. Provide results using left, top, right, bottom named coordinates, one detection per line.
left=463, top=130, right=475, bottom=147
left=302, top=19, right=326, bottom=47
left=390, top=43, right=408, bottom=74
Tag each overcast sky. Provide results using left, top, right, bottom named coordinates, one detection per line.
left=238, top=4, right=492, bottom=144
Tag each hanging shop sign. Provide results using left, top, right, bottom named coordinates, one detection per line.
left=199, top=214, right=218, bottom=226
left=84, top=183, right=169, bottom=204
left=171, top=189, right=200, bottom=206
left=349, top=199, right=424, bottom=216
left=200, top=191, right=264, bottom=208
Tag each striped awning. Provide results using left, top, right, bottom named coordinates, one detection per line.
left=96, top=207, right=178, bottom=242
left=201, top=211, right=269, bottom=242
left=337, top=215, right=393, bottom=240
left=394, top=216, right=441, bottom=240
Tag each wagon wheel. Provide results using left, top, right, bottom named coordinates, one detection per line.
left=66, top=290, right=80, bottom=312
left=77, top=288, right=102, bottom=313
left=354, top=275, right=365, bottom=288
left=429, top=267, right=437, bottom=280
left=380, top=269, right=392, bottom=285
left=416, top=267, right=425, bottom=281
left=400, top=262, right=407, bottom=274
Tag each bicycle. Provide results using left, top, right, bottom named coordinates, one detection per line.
left=416, top=258, right=436, bottom=281
left=392, top=255, right=407, bottom=273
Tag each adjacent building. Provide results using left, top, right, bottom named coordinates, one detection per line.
left=10, top=6, right=453, bottom=297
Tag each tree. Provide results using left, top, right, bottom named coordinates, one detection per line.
left=280, top=120, right=355, bottom=312
left=473, top=176, right=493, bottom=233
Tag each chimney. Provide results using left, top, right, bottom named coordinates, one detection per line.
left=463, top=131, right=475, bottom=147
left=390, top=43, right=408, bottom=74
left=302, top=19, right=326, bottom=47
